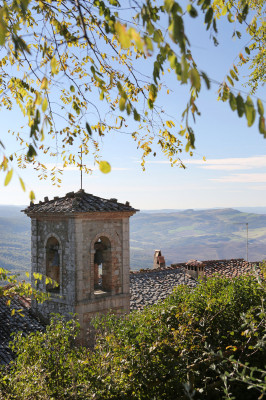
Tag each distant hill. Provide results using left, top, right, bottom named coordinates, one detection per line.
left=130, top=208, right=266, bottom=269
left=0, top=206, right=30, bottom=277
left=142, top=207, right=266, bottom=215
left=0, top=206, right=266, bottom=274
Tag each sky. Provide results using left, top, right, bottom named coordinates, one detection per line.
left=1, top=5, right=266, bottom=210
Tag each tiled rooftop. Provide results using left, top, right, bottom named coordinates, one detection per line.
left=0, top=295, right=45, bottom=365
left=23, top=189, right=138, bottom=215
left=130, top=259, right=261, bottom=311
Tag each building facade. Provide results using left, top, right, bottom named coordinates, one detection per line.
left=23, top=189, right=137, bottom=343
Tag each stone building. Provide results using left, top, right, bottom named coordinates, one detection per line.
left=23, top=189, right=137, bottom=343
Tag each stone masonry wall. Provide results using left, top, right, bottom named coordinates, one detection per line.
left=74, top=216, right=130, bottom=342
left=31, top=216, right=76, bottom=320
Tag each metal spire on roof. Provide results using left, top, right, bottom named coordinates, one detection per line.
left=78, top=146, right=83, bottom=190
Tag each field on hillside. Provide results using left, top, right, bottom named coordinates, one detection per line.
left=0, top=206, right=266, bottom=273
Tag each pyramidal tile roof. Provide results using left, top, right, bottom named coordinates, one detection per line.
left=23, top=189, right=138, bottom=215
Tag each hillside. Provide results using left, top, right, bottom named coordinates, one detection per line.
left=0, top=206, right=266, bottom=274
left=130, top=208, right=266, bottom=269
left=0, top=207, right=30, bottom=276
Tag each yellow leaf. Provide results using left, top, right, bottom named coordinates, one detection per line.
left=41, top=77, right=48, bottom=90
left=19, top=177, right=26, bottom=192
left=4, top=169, right=13, bottom=186
left=29, top=190, right=35, bottom=201
left=35, top=92, right=42, bottom=105
left=11, top=309, right=15, bottom=316
left=42, top=97, right=48, bottom=112
left=115, top=22, right=131, bottom=49
left=99, top=161, right=111, bottom=174
left=25, top=272, right=29, bottom=278
left=50, top=56, right=57, bottom=74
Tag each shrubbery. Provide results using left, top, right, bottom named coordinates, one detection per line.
left=0, top=273, right=265, bottom=399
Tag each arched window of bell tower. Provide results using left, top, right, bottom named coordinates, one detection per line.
left=45, top=236, right=60, bottom=293
left=93, top=236, right=112, bottom=293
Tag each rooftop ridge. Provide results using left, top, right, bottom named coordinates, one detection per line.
left=130, top=258, right=260, bottom=275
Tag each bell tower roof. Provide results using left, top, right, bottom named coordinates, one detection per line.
left=23, top=189, right=138, bottom=216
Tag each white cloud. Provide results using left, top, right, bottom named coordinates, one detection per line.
left=211, top=173, right=266, bottom=183
left=189, top=156, right=266, bottom=170
left=137, top=155, right=266, bottom=171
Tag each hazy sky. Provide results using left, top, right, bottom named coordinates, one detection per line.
left=1, top=7, right=266, bottom=210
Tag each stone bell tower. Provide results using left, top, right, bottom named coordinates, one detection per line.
left=23, top=189, right=137, bottom=343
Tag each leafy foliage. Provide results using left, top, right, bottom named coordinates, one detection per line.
left=0, top=273, right=265, bottom=399
left=0, top=267, right=50, bottom=306
left=0, top=0, right=265, bottom=198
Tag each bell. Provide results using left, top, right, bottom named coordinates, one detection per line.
left=51, top=250, right=59, bottom=267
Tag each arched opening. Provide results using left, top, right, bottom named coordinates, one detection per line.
left=94, top=236, right=112, bottom=293
left=46, top=236, right=60, bottom=293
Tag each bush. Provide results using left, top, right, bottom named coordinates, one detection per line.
left=0, top=274, right=265, bottom=399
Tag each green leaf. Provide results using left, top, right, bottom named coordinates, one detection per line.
left=19, top=177, right=26, bottom=192
left=205, top=7, right=213, bottom=27
left=244, top=46, right=250, bottom=55
left=133, top=108, right=140, bottom=121
left=4, top=169, right=13, bottom=186
left=0, top=19, right=7, bottom=46
left=236, top=94, right=245, bottom=117
left=99, top=161, right=111, bottom=174
left=172, top=15, right=185, bottom=51
left=86, top=122, right=92, bottom=136
left=27, top=144, right=37, bottom=160
left=119, top=96, right=126, bottom=111
left=108, top=0, right=120, bottom=6
left=227, top=12, right=234, bottom=23
left=144, top=36, right=153, bottom=52
left=257, top=99, right=264, bottom=117
left=259, top=116, right=266, bottom=135
left=230, top=69, right=239, bottom=81
left=164, top=0, right=175, bottom=13
left=189, top=69, right=201, bottom=90
left=245, top=96, right=256, bottom=127
left=153, top=30, right=163, bottom=44
left=187, top=4, right=198, bottom=18
left=201, top=71, right=210, bottom=89
left=229, top=93, right=237, bottom=111
left=181, top=55, right=188, bottom=83
left=70, top=85, right=75, bottom=93
left=227, top=75, right=234, bottom=87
